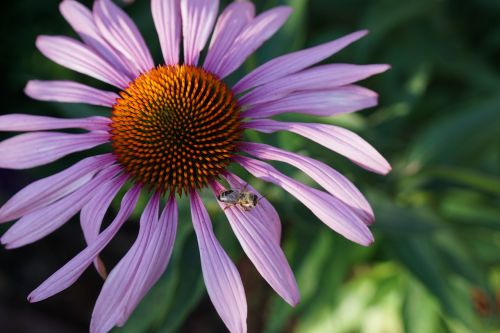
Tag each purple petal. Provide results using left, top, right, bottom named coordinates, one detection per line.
left=240, top=64, right=390, bottom=106
left=0, top=131, right=109, bottom=170
left=0, top=113, right=110, bottom=132
left=190, top=191, right=247, bottom=333
left=244, top=119, right=391, bottom=175
left=25, top=80, right=118, bottom=107
left=59, top=0, right=137, bottom=79
left=243, top=85, right=378, bottom=118
left=152, top=0, right=181, bottom=65
left=211, top=181, right=299, bottom=306
left=1, top=165, right=121, bottom=249
left=93, top=0, right=154, bottom=74
left=239, top=142, right=374, bottom=224
left=203, top=1, right=255, bottom=74
left=233, top=30, right=368, bottom=94
left=28, top=185, right=141, bottom=303
left=222, top=172, right=281, bottom=242
left=80, top=174, right=128, bottom=278
left=234, top=156, right=374, bottom=246
left=36, top=35, right=130, bottom=88
left=0, top=154, right=114, bottom=224
left=181, top=0, right=219, bottom=66
left=215, top=6, right=292, bottom=78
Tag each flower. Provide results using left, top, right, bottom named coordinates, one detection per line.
left=0, top=0, right=391, bottom=332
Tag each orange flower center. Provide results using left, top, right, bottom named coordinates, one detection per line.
left=110, top=65, right=241, bottom=195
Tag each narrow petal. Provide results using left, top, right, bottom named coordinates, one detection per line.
left=1, top=165, right=121, bottom=249
left=0, top=131, right=109, bottom=170
left=211, top=181, right=299, bottom=306
left=90, top=193, right=160, bottom=333
left=152, top=0, right=181, bottom=65
left=239, top=142, right=374, bottom=224
left=203, top=1, right=255, bottom=74
left=25, top=80, right=118, bottom=107
left=93, top=0, right=154, bottom=74
left=234, top=156, right=374, bottom=246
left=216, top=6, right=292, bottom=79
left=59, top=0, right=137, bottom=79
left=233, top=30, right=368, bottom=94
left=0, top=154, right=114, bottom=223
left=28, top=185, right=141, bottom=303
left=240, top=64, right=390, bottom=106
left=243, top=85, right=378, bottom=119
left=36, top=35, right=130, bottom=88
left=244, top=119, right=391, bottom=175
left=181, top=0, right=219, bottom=66
left=222, top=172, right=281, bottom=242
left=0, top=114, right=110, bottom=132
left=190, top=191, right=247, bottom=333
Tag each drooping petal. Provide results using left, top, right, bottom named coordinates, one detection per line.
left=244, top=119, right=391, bottom=175
left=25, top=80, right=118, bottom=107
left=215, top=6, right=292, bottom=78
left=239, top=142, right=374, bottom=224
left=0, top=154, right=114, bottom=224
left=233, top=30, right=368, bottom=93
left=239, top=64, right=390, bottom=106
left=59, top=0, right=137, bottom=79
left=28, top=185, right=141, bottom=303
left=152, top=0, right=181, bottom=65
left=0, top=113, right=110, bottom=132
left=222, top=172, right=281, bottom=241
left=93, top=0, right=154, bottom=74
left=234, top=156, right=374, bottom=246
left=211, top=181, right=299, bottom=306
left=36, top=36, right=130, bottom=89
left=1, top=165, right=121, bottom=249
left=0, top=131, right=109, bottom=170
left=203, top=1, right=255, bottom=74
left=181, top=0, right=219, bottom=66
left=190, top=191, right=247, bottom=333
left=243, top=85, right=378, bottom=119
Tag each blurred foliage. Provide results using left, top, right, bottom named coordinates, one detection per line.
left=0, top=0, right=499, bottom=332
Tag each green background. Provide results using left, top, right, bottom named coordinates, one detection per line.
left=0, top=0, right=499, bottom=332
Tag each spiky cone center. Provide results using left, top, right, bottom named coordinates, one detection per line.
left=110, top=65, right=242, bottom=195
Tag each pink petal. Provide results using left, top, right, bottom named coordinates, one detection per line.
left=80, top=174, right=128, bottom=278
left=203, top=1, right=255, bottom=74
left=243, top=85, right=378, bottom=118
left=222, top=172, right=281, bottom=242
left=0, top=154, right=114, bottom=224
left=28, top=185, right=141, bottom=303
left=0, top=113, right=110, bottom=132
left=25, top=80, right=118, bottom=107
left=0, top=131, right=109, bottom=170
left=217, top=6, right=292, bottom=79
left=59, top=0, right=137, bottom=79
left=152, top=0, right=181, bottom=65
left=1, top=165, right=121, bottom=249
left=190, top=191, right=247, bottom=333
left=36, top=35, right=130, bottom=89
left=93, top=0, right=154, bottom=74
left=211, top=181, right=299, bottom=306
left=234, top=156, right=374, bottom=246
left=233, top=30, right=368, bottom=94
left=240, top=64, right=390, bottom=106
left=239, top=142, right=374, bottom=224
left=181, top=0, right=219, bottom=66
left=244, top=119, right=391, bottom=175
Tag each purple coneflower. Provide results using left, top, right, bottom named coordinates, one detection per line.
left=0, top=0, right=390, bottom=332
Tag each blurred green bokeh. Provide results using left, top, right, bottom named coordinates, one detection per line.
left=0, top=0, right=499, bottom=332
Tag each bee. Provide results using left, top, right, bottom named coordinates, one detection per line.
left=217, top=185, right=260, bottom=211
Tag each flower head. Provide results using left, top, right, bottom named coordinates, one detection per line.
left=0, top=0, right=390, bottom=332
